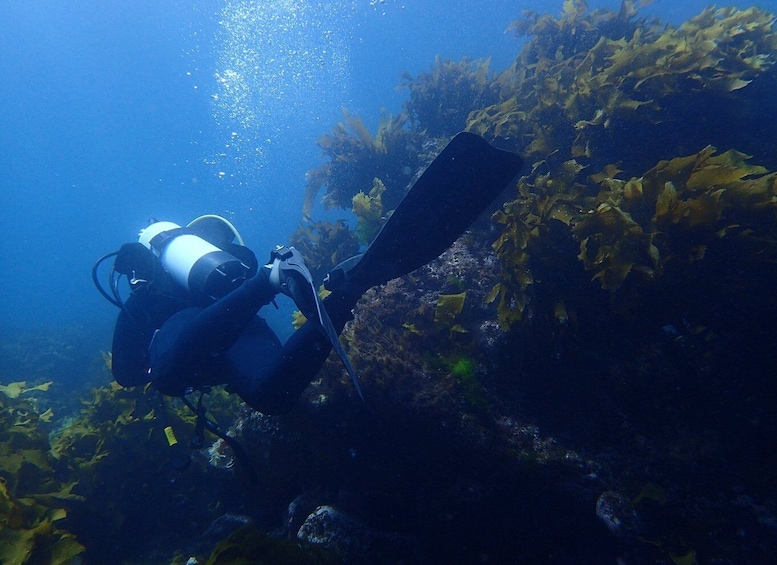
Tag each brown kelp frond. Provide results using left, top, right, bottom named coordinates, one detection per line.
left=470, top=3, right=777, bottom=173
left=401, top=56, right=501, bottom=138
left=0, top=385, right=86, bottom=564
left=289, top=218, right=361, bottom=283
left=302, top=109, right=417, bottom=216
left=507, top=0, right=653, bottom=65
left=490, top=146, right=777, bottom=329
left=351, top=178, right=388, bottom=245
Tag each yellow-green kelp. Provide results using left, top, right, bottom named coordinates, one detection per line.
left=0, top=384, right=85, bottom=565
left=352, top=177, right=388, bottom=245
left=302, top=110, right=419, bottom=216
left=468, top=2, right=777, bottom=174
left=488, top=146, right=777, bottom=328
left=467, top=1, right=777, bottom=329
left=1, top=377, right=246, bottom=563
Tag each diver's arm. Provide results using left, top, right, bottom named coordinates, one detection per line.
left=149, top=266, right=279, bottom=396
left=111, top=300, right=152, bottom=387
left=111, top=291, right=185, bottom=387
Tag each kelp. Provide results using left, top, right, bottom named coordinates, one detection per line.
left=0, top=385, right=85, bottom=565
left=575, top=147, right=777, bottom=289
left=486, top=157, right=589, bottom=327
left=0, top=505, right=85, bottom=565
left=352, top=178, right=388, bottom=245
left=289, top=218, right=360, bottom=283
left=467, top=2, right=777, bottom=175
left=54, top=382, right=247, bottom=562
left=1, top=375, right=248, bottom=563
left=0, top=380, right=53, bottom=399
left=401, top=56, right=501, bottom=138
left=463, top=1, right=777, bottom=330
left=294, top=111, right=421, bottom=284
left=302, top=110, right=419, bottom=216
left=434, top=292, right=467, bottom=332
left=489, top=146, right=777, bottom=329
left=468, top=0, right=655, bottom=153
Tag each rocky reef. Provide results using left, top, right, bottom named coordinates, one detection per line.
left=3, top=1, right=777, bottom=563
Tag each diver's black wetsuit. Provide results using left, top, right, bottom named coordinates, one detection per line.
left=108, top=132, right=523, bottom=414
left=111, top=251, right=359, bottom=414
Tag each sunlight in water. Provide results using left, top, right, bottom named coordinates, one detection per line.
left=211, top=0, right=353, bottom=186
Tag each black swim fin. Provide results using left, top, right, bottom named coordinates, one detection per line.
left=326, top=132, right=523, bottom=295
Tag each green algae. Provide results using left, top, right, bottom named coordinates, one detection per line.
left=449, top=356, right=489, bottom=412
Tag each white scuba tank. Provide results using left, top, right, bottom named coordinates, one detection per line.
left=138, top=220, right=250, bottom=302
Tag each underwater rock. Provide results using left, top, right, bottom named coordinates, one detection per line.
left=297, top=505, right=425, bottom=564
left=595, top=490, right=641, bottom=538
left=187, top=512, right=254, bottom=560
left=202, top=513, right=252, bottom=542
left=286, top=493, right=320, bottom=539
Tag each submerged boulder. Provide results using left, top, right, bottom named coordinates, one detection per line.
left=298, top=505, right=426, bottom=564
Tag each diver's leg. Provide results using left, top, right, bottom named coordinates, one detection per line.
left=231, top=133, right=524, bottom=412
left=149, top=268, right=277, bottom=396
left=225, top=290, right=357, bottom=414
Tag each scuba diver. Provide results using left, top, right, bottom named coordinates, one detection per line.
left=94, top=133, right=523, bottom=417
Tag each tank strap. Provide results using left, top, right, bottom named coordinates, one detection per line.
left=148, top=227, right=193, bottom=252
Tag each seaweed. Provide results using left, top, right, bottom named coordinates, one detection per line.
left=449, top=356, right=489, bottom=412
left=302, top=110, right=419, bottom=216
left=489, top=145, right=777, bottom=329
left=204, top=524, right=339, bottom=565
left=465, top=2, right=777, bottom=331
left=295, top=3, right=777, bottom=336
left=0, top=384, right=85, bottom=565
left=467, top=2, right=777, bottom=173
left=401, top=56, right=501, bottom=138
left=351, top=177, right=388, bottom=245
left=1, top=373, right=250, bottom=563
left=289, top=219, right=360, bottom=283
left=433, top=292, right=467, bottom=331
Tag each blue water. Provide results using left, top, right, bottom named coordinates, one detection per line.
left=0, top=0, right=770, bottom=339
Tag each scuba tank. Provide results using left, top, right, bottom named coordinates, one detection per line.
left=138, top=219, right=251, bottom=303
